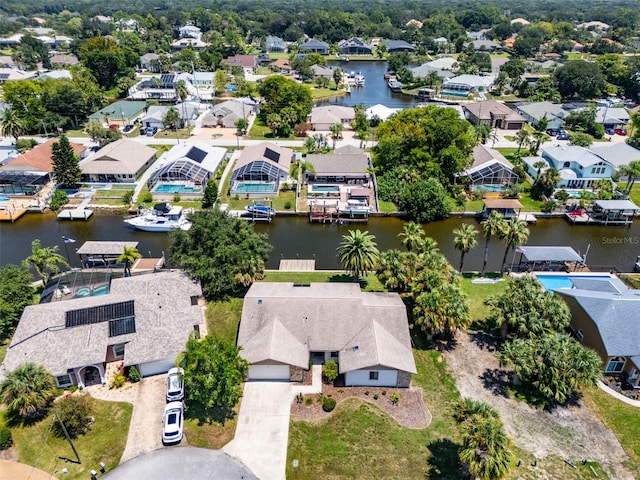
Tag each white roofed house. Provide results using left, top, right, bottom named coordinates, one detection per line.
left=441, top=75, right=494, bottom=98
left=308, top=105, right=355, bottom=131
left=237, top=283, right=416, bottom=386
left=179, top=25, right=202, bottom=40
left=365, top=104, right=401, bottom=122
left=201, top=100, right=252, bottom=128
left=80, top=139, right=156, bottom=183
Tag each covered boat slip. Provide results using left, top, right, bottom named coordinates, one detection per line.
left=578, top=200, right=638, bottom=226
left=482, top=198, right=536, bottom=223
left=514, top=246, right=586, bottom=272
left=76, top=241, right=140, bottom=267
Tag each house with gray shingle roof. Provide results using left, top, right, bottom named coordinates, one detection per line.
left=308, top=105, right=355, bottom=131
left=554, top=277, right=640, bottom=387
left=201, top=100, right=251, bottom=128
left=515, top=101, right=569, bottom=130
left=305, top=147, right=371, bottom=185
left=1, top=271, right=203, bottom=388
left=458, top=144, right=518, bottom=189
left=299, top=39, right=330, bottom=55
left=588, top=143, right=640, bottom=169
left=266, top=35, right=287, bottom=53
left=383, top=40, right=415, bottom=53
left=238, top=282, right=416, bottom=386
left=339, top=37, right=373, bottom=55
left=463, top=100, right=526, bottom=130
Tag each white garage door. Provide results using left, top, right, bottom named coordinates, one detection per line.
left=248, top=365, right=290, bottom=381
left=138, top=357, right=176, bottom=377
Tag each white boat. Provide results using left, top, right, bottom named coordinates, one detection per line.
left=354, top=72, right=365, bottom=87
left=245, top=204, right=276, bottom=217
left=125, top=203, right=191, bottom=232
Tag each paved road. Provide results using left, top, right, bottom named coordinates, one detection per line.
left=103, top=447, right=258, bottom=480
left=224, top=382, right=292, bottom=480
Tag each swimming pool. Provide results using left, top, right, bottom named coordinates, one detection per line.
left=233, top=182, right=277, bottom=193
left=472, top=185, right=506, bottom=192
left=310, top=185, right=340, bottom=193
left=0, top=196, right=9, bottom=202
left=154, top=184, right=200, bottom=194
left=74, top=284, right=110, bottom=298
left=535, top=274, right=611, bottom=292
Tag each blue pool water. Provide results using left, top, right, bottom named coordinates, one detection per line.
left=535, top=275, right=611, bottom=292
left=154, top=184, right=200, bottom=193
left=473, top=184, right=506, bottom=192
left=311, top=185, right=340, bottom=193
left=0, top=196, right=9, bottom=201
left=234, top=182, right=277, bottom=193
left=74, top=285, right=110, bottom=298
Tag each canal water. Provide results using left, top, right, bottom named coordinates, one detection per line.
left=1, top=213, right=639, bottom=272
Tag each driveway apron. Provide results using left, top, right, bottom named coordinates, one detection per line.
left=224, top=382, right=291, bottom=480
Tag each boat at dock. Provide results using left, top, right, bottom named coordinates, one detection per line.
left=354, top=72, right=365, bottom=87
left=124, top=203, right=191, bottom=232
left=245, top=204, right=276, bottom=218
left=387, top=78, right=403, bottom=92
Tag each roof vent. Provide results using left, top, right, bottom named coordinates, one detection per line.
left=257, top=299, right=263, bottom=305
left=353, top=345, right=359, bottom=351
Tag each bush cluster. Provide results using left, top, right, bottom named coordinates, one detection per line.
left=322, top=396, right=336, bottom=412
left=0, top=426, right=13, bottom=449
left=51, top=394, right=92, bottom=439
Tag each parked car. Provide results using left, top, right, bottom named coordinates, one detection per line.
left=166, top=367, right=184, bottom=402
left=123, top=125, right=134, bottom=133
left=546, top=129, right=560, bottom=136
left=614, top=128, right=627, bottom=136
left=605, top=128, right=615, bottom=135
left=162, top=402, right=184, bottom=445
left=145, top=127, right=158, bottom=136
left=557, top=133, right=570, bottom=140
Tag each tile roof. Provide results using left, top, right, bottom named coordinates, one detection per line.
left=80, top=139, right=156, bottom=175
left=7, top=138, right=85, bottom=173
left=463, top=100, right=525, bottom=123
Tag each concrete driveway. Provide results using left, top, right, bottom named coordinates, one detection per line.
left=104, top=447, right=257, bottom=480
left=224, top=382, right=292, bottom=480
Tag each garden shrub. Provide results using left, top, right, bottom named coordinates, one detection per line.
left=323, top=360, right=338, bottom=383
left=109, top=373, right=126, bottom=389
left=304, top=396, right=313, bottom=406
left=390, top=392, right=401, bottom=405
left=322, top=397, right=336, bottom=412
left=0, top=426, right=13, bottom=449
left=49, top=190, right=69, bottom=211
left=284, top=201, right=292, bottom=210
left=541, top=200, right=557, bottom=213
left=123, top=190, right=134, bottom=205
left=173, top=194, right=181, bottom=203
left=141, top=192, right=153, bottom=203
left=51, top=394, right=92, bottom=439
left=373, top=394, right=379, bottom=400
left=128, top=366, right=140, bottom=383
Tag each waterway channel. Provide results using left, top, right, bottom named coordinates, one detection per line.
left=1, top=213, right=639, bottom=272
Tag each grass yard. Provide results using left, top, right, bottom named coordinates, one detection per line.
left=460, top=275, right=508, bottom=324
left=246, top=118, right=276, bottom=140
left=378, top=200, right=397, bottom=213
left=310, top=87, right=347, bottom=101
left=224, top=190, right=296, bottom=211
left=264, top=271, right=385, bottom=291
left=287, top=349, right=462, bottom=479
left=2, top=398, right=132, bottom=480
left=183, top=413, right=238, bottom=449
left=205, top=297, right=244, bottom=344
left=149, top=144, right=174, bottom=156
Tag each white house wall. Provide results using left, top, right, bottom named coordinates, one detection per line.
left=345, top=369, right=398, bottom=387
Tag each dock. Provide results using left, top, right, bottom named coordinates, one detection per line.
left=518, top=213, right=537, bottom=224
left=57, top=196, right=94, bottom=221
left=279, top=259, right=316, bottom=271
left=0, top=206, right=27, bottom=222
left=227, top=209, right=274, bottom=222
left=565, top=199, right=639, bottom=226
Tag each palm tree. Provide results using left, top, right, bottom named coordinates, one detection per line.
left=480, top=211, right=507, bottom=277
left=454, top=223, right=478, bottom=272
left=620, top=160, right=640, bottom=193
left=532, top=160, right=547, bottom=182
left=329, top=123, right=343, bottom=150
left=0, top=363, right=56, bottom=419
left=416, top=237, right=440, bottom=256
left=514, top=129, right=529, bottom=155
left=175, top=79, right=189, bottom=123
left=530, top=131, right=548, bottom=155
left=474, top=124, right=491, bottom=145
left=499, top=218, right=529, bottom=273
left=289, top=159, right=315, bottom=186
left=118, top=245, right=142, bottom=277
left=375, top=249, right=417, bottom=292
left=398, top=221, right=424, bottom=252
left=459, top=415, right=514, bottom=480
left=22, top=239, right=69, bottom=284
left=537, top=167, right=561, bottom=197
left=266, top=113, right=282, bottom=137
left=336, top=230, right=379, bottom=280
left=0, top=108, right=26, bottom=143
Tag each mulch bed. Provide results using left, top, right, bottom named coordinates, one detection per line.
left=290, top=385, right=431, bottom=429
left=602, top=375, right=640, bottom=401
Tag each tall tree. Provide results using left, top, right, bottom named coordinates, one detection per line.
left=0, top=108, right=26, bottom=142
left=0, top=363, right=56, bottom=419
left=399, top=221, right=424, bottom=252
left=258, top=76, right=312, bottom=136
left=374, top=250, right=417, bottom=293
left=480, top=211, right=506, bottom=277
left=22, top=239, right=69, bottom=285
left=201, top=179, right=219, bottom=209
left=181, top=334, right=248, bottom=423
left=499, top=218, right=529, bottom=273
left=289, top=159, right=315, bottom=185
left=0, top=264, right=35, bottom=342
left=329, top=123, right=343, bottom=150
left=554, top=60, right=606, bottom=100
left=454, top=223, right=478, bottom=272
left=514, top=129, right=529, bottom=155
left=117, top=245, right=142, bottom=277
left=175, top=80, right=189, bottom=127
left=336, top=230, right=380, bottom=280
left=163, top=106, right=181, bottom=129
left=51, top=135, right=81, bottom=188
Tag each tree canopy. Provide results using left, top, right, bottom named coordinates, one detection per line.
left=258, top=76, right=312, bottom=137
left=554, top=61, right=606, bottom=100
left=169, top=209, right=272, bottom=300
left=0, top=363, right=56, bottom=419
left=52, top=134, right=81, bottom=188
left=0, top=264, right=35, bottom=342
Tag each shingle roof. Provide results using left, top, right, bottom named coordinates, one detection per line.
left=464, top=100, right=525, bottom=123
left=80, top=139, right=156, bottom=175
left=543, top=145, right=610, bottom=168
left=7, top=138, right=85, bottom=173
left=589, top=143, right=640, bottom=168
left=309, top=106, right=355, bottom=125
left=238, top=283, right=416, bottom=374
left=2, top=271, right=203, bottom=376
left=234, top=142, right=294, bottom=173
left=299, top=39, right=329, bottom=50
left=470, top=144, right=513, bottom=169
left=88, top=101, right=147, bottom=121
left=305, top=152, right=369, bottom=175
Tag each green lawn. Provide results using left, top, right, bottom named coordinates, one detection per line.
left=460, top=275, right=508, bottom=324
left=224, top=190, right=295, bottom=211
left=2, top=398, right=132, bottom=480
left=183, top=414, right=237, bottom=449
left=310, top=87, right=347, bottom=101
left=287, top=349, right=463, bottom=479
left=246, top=118, right=276, bottom=140
left=619, top=182, right=640, bottom=206
left=205, top=297, right=244, bottom=344
left=378, top=200, right=397, bottom=213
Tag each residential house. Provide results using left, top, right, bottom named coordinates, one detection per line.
left=466, top=39, right=502, bottom=52
left=588, top=143, right=640, bottom=170
left=80, top=139, right=156, bottom=183
left=88, top=101, right=147, bottom=127
left=237, top=282, right=417, bottom=386
left=147, top=142, right=226, bottom=192
left=467, top=30, right=488, bottom=41
left=515, top=101, right=570, bottom=130
left=266, top=35, right=287, bottom=53
left=140, top=53, right=160, bottom=72
left=365, top=104, right=401, bottom=122
left=189, top=71, right=215, bottom=88
left=38, top=70, right=72, bottom=80
left=179, top=25, right=202, bottom=40
left=409, top=63, right=455, bottom=81
left=554, top=277, right=640, bottom=387
left=426, top=57, right=458, bottom=71
left=0, top=271, right=204, bottom=388
left=463, top=100, right=526, bottom=130
left=406, top=19, right=423, bottom=29
left=272, top=58, right=292, bottom=75
left=458, top=144, right=519, bottom=190
left=577, top=21, right=609, bottom=31
left=595, top=106, right=630, bottom=129
left=298, top=39, right=330, bottom=55
left=310, top=64, right=334, bottom=80
left=0, top=67, right=34, bottom=83
left=229, top=142, right=295, bottom=196
left=383, top=40, right=415, bottom=53
left=201, top=99, right=251, bottom=128
left=441, top=75, right=494, bottom=96
left=222, top=55, right=258, bottom=75
left=339, top=38, right=373, bottom=55
left=523, top=145, right=615, bottom=190
left=510, top=18, right=530, bottom=26
left=305, top=146, right=371, bottom=185
left=115, top=18, right=139, bottom=32
left=434, top=37, right=448, bottom=46
left=49, top=54, right=79, bottom=66
left=141, top=103, right=199, bottom=130
left=308, top=105, right=355, bottom=131
left=170, top=38, right=210, bottom=51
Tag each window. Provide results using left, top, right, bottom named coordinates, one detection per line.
left=563, top=162, right=570, bottom=168
left=591, top=168, right=596, bottom=174
left=606, top=357, right=625, bottom=374
left=56, top=374, right=73, bottom=387
left=112, top=344, right=125, bottom=358
left=576, top=329, right=584, bottom=342
left=330, top=351, right=339, bottom=358
left=369, top=371, right=379, bottom=380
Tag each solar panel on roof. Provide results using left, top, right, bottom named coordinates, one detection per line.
left=109, top=317, right=136, bottom=337
left=160, top=74, right=175, bottom=85
left=186, top=146, right=207, bottom=164
left=65, top=300, right=134, bottom=328
left=0, top=74, right=10, bottom=81
left=264, top=148, right=280, bottom=163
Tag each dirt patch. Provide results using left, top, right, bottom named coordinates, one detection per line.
left=291, top=386, right=431, bottom=429
left=444, top=331, right=635, bottom=480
